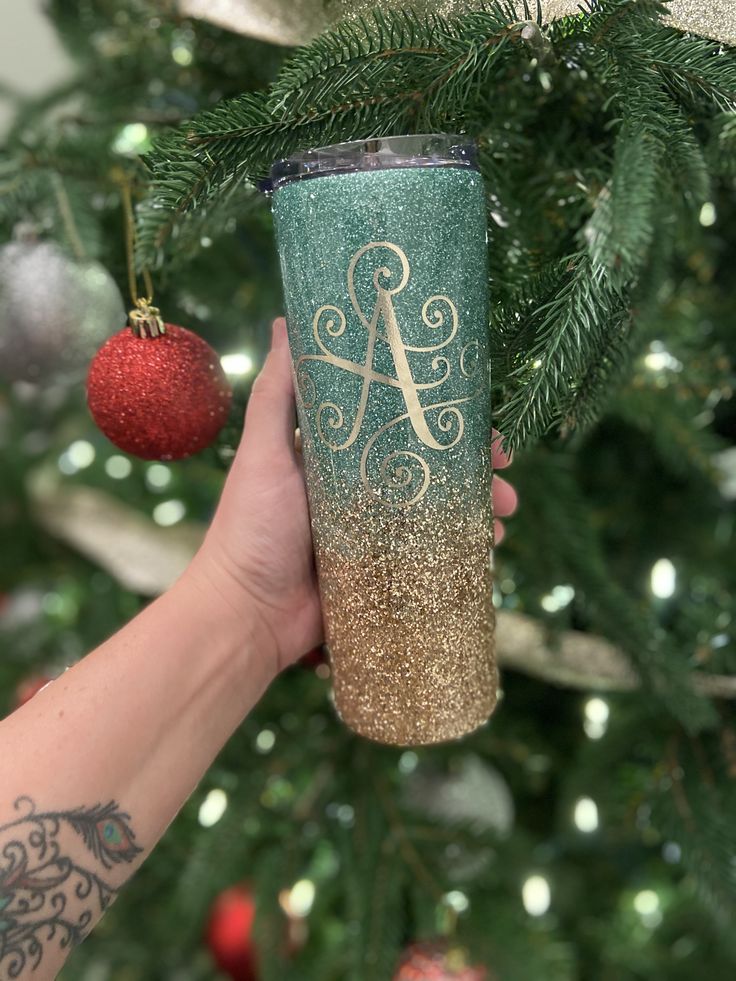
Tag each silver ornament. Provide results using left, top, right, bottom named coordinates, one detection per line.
left=0, top=241, right=126, bottom=384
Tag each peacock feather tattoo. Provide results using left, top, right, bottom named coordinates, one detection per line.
left=0, top=797, right=142, bottom=976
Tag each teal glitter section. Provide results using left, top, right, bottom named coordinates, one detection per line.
left=272, top=166, right=490, bottom=511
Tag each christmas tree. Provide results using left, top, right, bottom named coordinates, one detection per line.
left=1, top=1, right=735, bottom=978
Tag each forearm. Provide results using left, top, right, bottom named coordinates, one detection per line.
left=0, top=557, right=275, bottom=979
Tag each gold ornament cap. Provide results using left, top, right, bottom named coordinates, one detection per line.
left=128, top=298, right=166, bottom=339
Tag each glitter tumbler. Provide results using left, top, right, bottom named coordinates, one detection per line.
left=270, top=134, right=496, bottom=745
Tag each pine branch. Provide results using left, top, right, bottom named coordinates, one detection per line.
left=556, top=305, right=633, bottom=432
left=136, top=0, right=732, bottom=446
left=647, top=27, right=736, bottom=114
left=339, top=761, right=407, bottom=981
left=652, top=736, right=736, bottom=919
left=137, top=175, right=260, bottom=272
left=577, top=16, right=711, bottom=272
left=610, top=382, right=724, bottom=479
left=707, top=111, right=736, bottom=177
left=490, top=255, right=574, bottom=385
left=495, top=252, right=628, bottom=446
left=135, top=94, right=273, bottom=266
left=508, top=450, right=718, bottom=731
left=0, top=157, right=47, bottom=223
left=138, top=9, right=521, bottom=264
left=252, top=844, right=293, bottom=981
left=0, top=155, right=103, bottom=259
left=581, top=121, right=661, bottom=282
left=495, top=2, right=712, bottom=443
left=268, top=10, right=443, bottom=113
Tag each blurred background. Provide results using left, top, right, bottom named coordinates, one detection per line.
left=0, top=1, right=72, bottom=136
left=1, top=2, right=735, bottom=980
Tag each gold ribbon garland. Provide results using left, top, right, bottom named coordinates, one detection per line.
left=178, top=0, right=736, bottom=48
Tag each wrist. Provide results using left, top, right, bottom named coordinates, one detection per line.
left=177, top=545, right=281, bottom=688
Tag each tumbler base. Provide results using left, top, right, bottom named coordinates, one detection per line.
left=331, top=684, right=498, bottom=747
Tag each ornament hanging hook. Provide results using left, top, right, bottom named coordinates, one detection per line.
left=112, top=167, right=164, bottom=338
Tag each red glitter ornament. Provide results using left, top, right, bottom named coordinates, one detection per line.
left=87, top=308, right=231, bottom=460
left=205, top=884, right=258, bottom=981
left=393, top=941, right=488, bottom=981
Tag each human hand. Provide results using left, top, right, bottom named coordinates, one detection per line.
left=492, top=433, right=516, bottom=545
left=190, top=318, right=517, bottom=677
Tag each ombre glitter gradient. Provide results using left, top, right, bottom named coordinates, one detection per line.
left=272, top=165, right=496, bottom=745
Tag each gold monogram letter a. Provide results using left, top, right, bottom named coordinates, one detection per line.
left=295, top=241, right=481, bottom=510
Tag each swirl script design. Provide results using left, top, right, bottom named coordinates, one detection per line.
left=0, top=797, right=141, bottom=976
left=295, top=241, right=482, bottom=509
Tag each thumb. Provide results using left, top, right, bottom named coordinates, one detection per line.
left=242, top=317, right=296, bottom=453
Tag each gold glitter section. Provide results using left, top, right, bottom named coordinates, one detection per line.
left=307, top=468, right=498, bottom=747
left=182, top=0, right=736, bottom=48
left=334, top=1, right=736, bottom=47
left=663, top=1, right=736, bottom=47
left=522, top=0, right=736, bottom=44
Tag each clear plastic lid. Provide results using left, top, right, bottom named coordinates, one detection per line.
left=268, top=133, right=478, bottom=191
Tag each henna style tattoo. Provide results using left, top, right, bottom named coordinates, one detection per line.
left=0, top=797, right=142, bottom=976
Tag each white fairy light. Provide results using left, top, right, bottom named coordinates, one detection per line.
left=152, top=499, right=186, bottom=527
left=58, top=452, right=77, bottom=475
left=68, top=440, right=96, bottom=469
left=198, top=788, right=228, bottom=828
left=105, top=455, right=132, bottom=479
left=112, top=122, right=150, bottom=156
left=221, top=353, right=255, bottom=376
left=540, top=584, right=575, bottom=613
left=398, top=751, right=419, bottom=774
left=573, top=796, right=599, bottom=833
left=634, top=890, right=659, bottom=915
left=288, top=879, right=316, bottom=918
left=171, top=43, right=193, bottom=66
left=633, top=889, right=662, bottom=928
left=146, top=463, right=172, bottom=490
left=650, top=558, right=676, bottom=599
left=280, top=880, right=316, bottom=918
left=699, top=202, right=717, bottom=226
left=444, top=890, right=470, bottom=913
left=60, top=440, right=96, bottom=474
left=583, top=697, right=609, bottom=739
left=643, top=341, right=683, bottom=373
left=522, top=875, right=551, bottom=916
left=255, top=728, right=276, bottom=753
